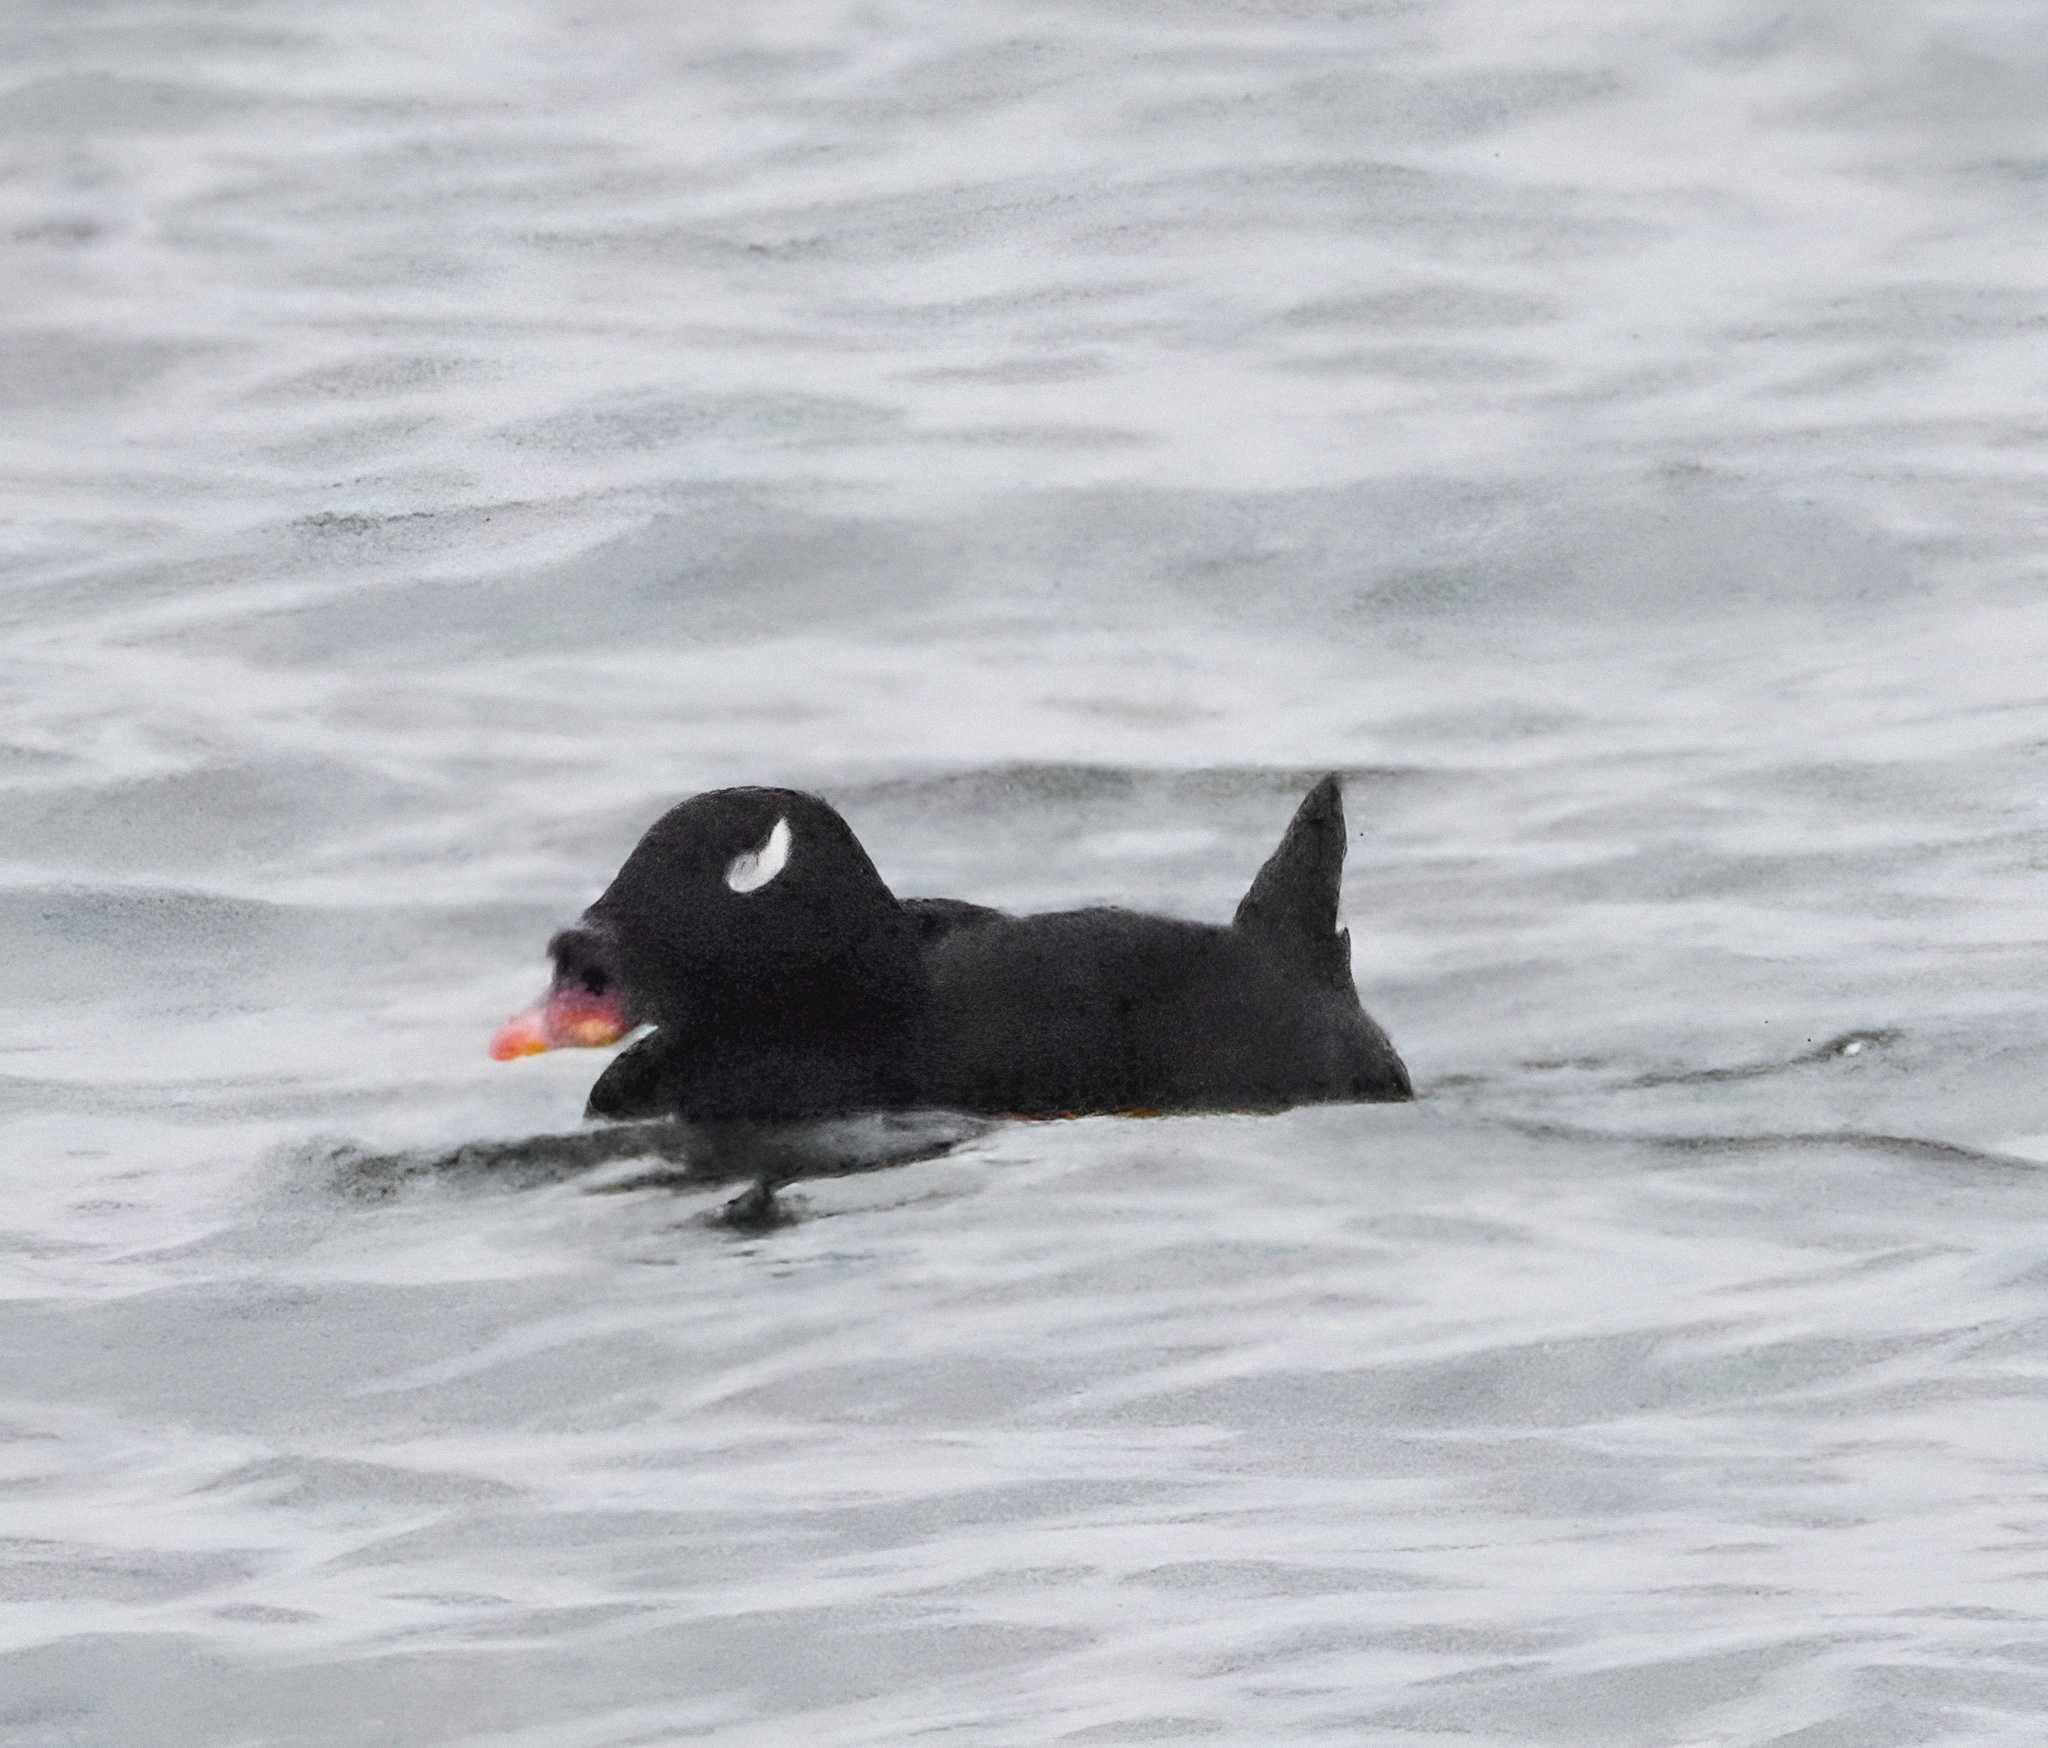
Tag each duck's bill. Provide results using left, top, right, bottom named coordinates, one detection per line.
left=489, top=988, right=632, bottom=1060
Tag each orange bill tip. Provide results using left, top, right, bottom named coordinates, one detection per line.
left=488, top=989, right=631, bottom=1061
left=489, top=1004, right=552, bottom=1061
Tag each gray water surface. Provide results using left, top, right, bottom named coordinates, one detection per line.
left=5, top=2, right=2048, bottom=1743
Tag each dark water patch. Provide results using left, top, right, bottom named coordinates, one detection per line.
left=289, top=503, right=502, bottom=555
left=0, top=551, right=305, bottom=637
left=1143, top=1556, right=1427, bottom=1600
left=687, top=169, right=1104, bottom=264
left=1501, top=1117, right=2044, bottom=1177
left=1364, top=1639, right=1827, bottom=1740
left=792, top=35, right=1089, bottom=125
left=1092, top=1322, right=1760, bottom=1433
left=0, top=1279, right=564, bottom=1433
left=197, top=500, right=956, bottom=666
left=957, top=476, right=1506, bottom=616
left=2, top=884, right=557, bottom=1019
left=314, top=1111, right=991, bottom=1205
left=0, top=9, right=317, bottom=65
left=1268, top=341, right=1549, bottom=383
left=0, top=1537, right=256, bottom=1605
left=0, top=1069, right=392, bottom=1124
left=845, top=761, right=1418, bottom=811
left=502, top=389, right=902, bottom=458
left=312, top=1121, right=695, bottom=1199
left=9, top=213, right=106, bottom=247
left=0, top=883, right=305, bottom=1002
left=798, top=1475, right=1178, bottom=1549
left=0, top=738, right=74, bottom=776
left=1283, top=282, right=1560, bottom=331
left=0, top=330, right=191, bottom=407
left=1355, top=480, right=1920, bottom=621
left=1627, top=1029, right=1901, bottom=1089
left=260, top=411, right=442, bottom=468
left=292, top=139, right=686, bottom=221
left=209, top=1602, right=318, bottom=1626
left=902, top=420, right=1151, bottom=452
left=821, top=273, right=1164, bottom=335
left=449, top=1600, right=661, bottom=1643
left=1432, top=1030, right=1900, bottom=1106
left=0, top=72, right=266, bottom=136
left=1043, top=691, right=1227, bottom=728
left=848, top=763, right=1153, bottom=809
left=986, top=475, right=1916, bottom=631
left=0, top=756, right=426, bottom=876
left=898, top=352, right=1110, bottom=386
left=1140, top=65, right=1623, bottom=144
left=196, top=1455, right=517, bottom=1511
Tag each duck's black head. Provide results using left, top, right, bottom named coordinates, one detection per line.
left=491, top=787, right=931, bottom=1068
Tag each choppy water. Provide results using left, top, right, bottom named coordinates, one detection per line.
left=6, top=2, right=2048, bottom=1742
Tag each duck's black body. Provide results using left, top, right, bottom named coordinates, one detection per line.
left=519, top=775, right=1411, bottom=1124
left=925, top=907, right=1404, bottom=1116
